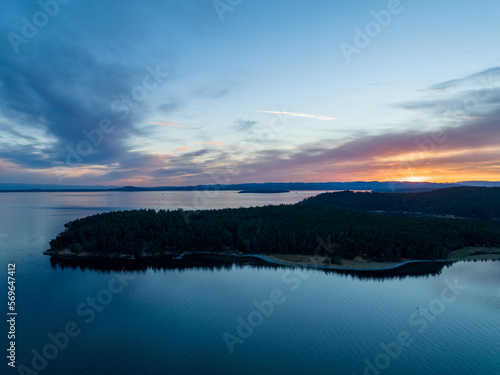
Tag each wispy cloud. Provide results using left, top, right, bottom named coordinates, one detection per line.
left=191, top=86, right=231, bottom=100
left=194, top=141, right=226, bottom=146
left=260, top=110, right=337, bottom=121
left=233, top=119, right=258, bottom=132
left=152, top=121, right=192, bottom=128
left=173, top=146, right=192, bottom=153
left=455, top=116, right=487, bottom=120
left=428, top=66, right=500, bottom=91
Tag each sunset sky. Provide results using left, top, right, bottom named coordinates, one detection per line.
left=1, top=0, right=499, bottom=186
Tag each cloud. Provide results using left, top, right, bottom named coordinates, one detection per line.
left=191, top=86, right=231, bottom=99
left=233, top=119, right=257, bottom=132
left=211, top=67, right=500, bottom=184
left=230, top=120, right=500, bottom=183
left=152, top=121, right=191, bottom=128
left=260, top=110, right=337, bottom=121
left=157, top=101, right=181, bottom=114
left=455, top=116, right=487, bottom=120
left=173, top=147, right=192, bottom=153
left=194, top=141, right=226, bottom=146
left=231, top=71, right=500, bottom=182
left=428, top=66, right=500, bottom=91
left=0, top=0, right=209, bottom=180
left=397, top=66, right=500, bottom=125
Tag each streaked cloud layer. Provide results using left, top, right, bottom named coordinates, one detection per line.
left=0, top=0, right=499, bottom=185
left=260, top=111, right=337, bottom=121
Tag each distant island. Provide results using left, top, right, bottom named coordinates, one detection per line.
left=45, top=187, right=500, bottom=270
left=238, top=190, right=290, bottom=194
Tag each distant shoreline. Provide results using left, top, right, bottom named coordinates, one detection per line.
left=238, top=190, right=290, bottom=194
left=5, top=180, right=496, bottom=193
left=1, top=188, right=326, bottom=193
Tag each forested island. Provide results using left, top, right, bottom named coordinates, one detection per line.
left=301, top=186, right=500, bottom=220
left=46, top=187, right=500, bottom=268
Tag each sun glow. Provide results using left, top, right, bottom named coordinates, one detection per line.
left=399, top=176, right=429, bottom=182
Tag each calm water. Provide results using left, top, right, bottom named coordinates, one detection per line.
left=1, top=191, right=499, bottom=375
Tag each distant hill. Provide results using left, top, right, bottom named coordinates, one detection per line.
left=0, top=181, right=460, bottom=192
left=300, top=186, right=500, bottom=220
left=0, top=183, right=119, bottom=191
left=1, top=181, right=499, bottom=192
left=458, top=181, right=500, bottom=187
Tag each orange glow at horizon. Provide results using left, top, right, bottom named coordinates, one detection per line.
left=398, top=176, right=430, bottom=182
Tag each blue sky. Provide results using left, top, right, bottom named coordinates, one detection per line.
left=1, top=0, right=499, bottom=185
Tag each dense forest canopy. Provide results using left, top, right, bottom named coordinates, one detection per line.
left=49, top=199, right=500, bottom=262
left=300, top=187, right=500, bottom=220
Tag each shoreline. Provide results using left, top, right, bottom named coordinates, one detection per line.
left=43, top=248, right=500, bottom=272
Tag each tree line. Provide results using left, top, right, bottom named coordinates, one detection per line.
left=300, top=187, right=500, bottom=220
left=49, top=202, right=500, bottom=262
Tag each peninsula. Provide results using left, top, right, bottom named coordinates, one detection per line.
left=45, top=187, right=500, bottom=271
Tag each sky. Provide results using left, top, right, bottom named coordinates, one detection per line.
left=0, top=0, right=499, bottom=186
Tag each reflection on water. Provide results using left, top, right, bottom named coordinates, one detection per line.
left=49, top=253, right=453, bottom=280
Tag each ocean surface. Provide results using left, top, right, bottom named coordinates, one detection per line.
left=1, top=191, right=499, bottom=375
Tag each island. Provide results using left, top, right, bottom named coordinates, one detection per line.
left=45, top=187, right=500, bottom=272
